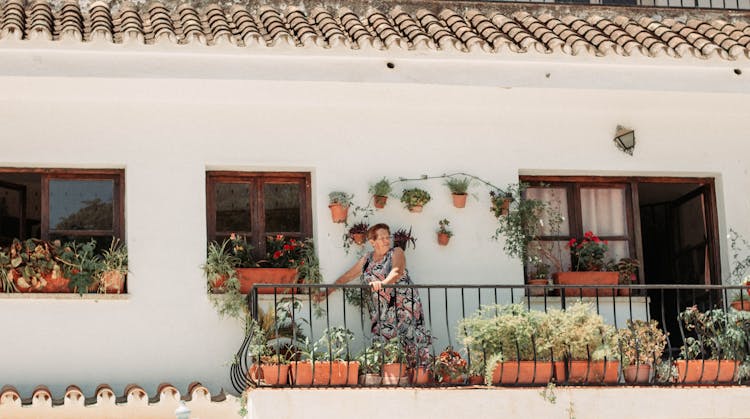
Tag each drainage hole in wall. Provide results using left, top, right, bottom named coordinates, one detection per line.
left=734, top=68, right=742, bottom=75
left=386, top=62, right=395, bottom=69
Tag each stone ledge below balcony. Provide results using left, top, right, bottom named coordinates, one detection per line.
left=247, top=385, right=749, bottom=419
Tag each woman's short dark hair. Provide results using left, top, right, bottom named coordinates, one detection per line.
left=367, top=223, right=391, bottom=241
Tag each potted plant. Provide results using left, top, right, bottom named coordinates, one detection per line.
left=310, top=327, right=359, bottom=386
left=400, top=188, right=431, bottom=213
left=369, top=178, right=392, bottom=209
left=347, top=221, right=369, bottom=246
left=553, top=232, right=619, bottom=297
left=246, top=317, right=294, bottom=386
left=56, top=239, right=102, bottom=295
left=434, top=347, right=468, bottom=384
left=616, top=257, right=640, bottom=296
left=381, top=337, right=409, bottom=385
left=392, top=227, right=416, bottom=251
left=458, top=304, right=553, bottom=385
left=357, top=341, right=385, bottom=386
left=489, top=189, right=513, bottom=217
left=542, top=302, right=619, bottom=384
left=98, top=238, right=128, bottom=294
left=444, top=177, right=471, bottom=208
left=676, top=306, right=746, bottom=384
left=328, top=191, right=353, bottom=223
left=8, top=239, right=60, bottom=292
left=617, top=319, right=667, bottom=383
left=527, top=261, right=549, bottom=296
left=436, top=219, right=452, bottom=246
left=730, top=291, right=750, bottom=311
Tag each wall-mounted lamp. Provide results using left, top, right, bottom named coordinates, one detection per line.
left=613, top=125, right=635, bottom=156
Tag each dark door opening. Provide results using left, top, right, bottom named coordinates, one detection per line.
left=638, top=181, right=720, bottom=351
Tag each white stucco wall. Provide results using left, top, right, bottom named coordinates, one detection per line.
left=0, top=45, right=748, bottom=396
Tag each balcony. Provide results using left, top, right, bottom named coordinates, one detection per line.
left=232, top=283, right=750, bottom=389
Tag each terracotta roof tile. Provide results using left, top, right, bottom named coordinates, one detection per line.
left=0, top=0, right=747, bottom=60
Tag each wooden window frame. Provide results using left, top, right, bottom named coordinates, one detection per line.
left=206, top=171, right=312, bottom=257
left=520, top=175, right=721, bottom=285
left=0, top=168, right=125, bottom=242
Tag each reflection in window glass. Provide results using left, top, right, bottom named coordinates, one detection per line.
left=50, top=234, right=113, bottom=253
left=581, top=188, right=627, bottom=236
left=50, top=180, right=114, bottom=230
left=264, top=183, right=300, bottom=232
left=525, top=187, right=569, bottom=236
left=216, top=183, right=252, bottom=232
left=606, top=240, right=629, bottom=262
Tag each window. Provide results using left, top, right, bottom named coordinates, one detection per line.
left=0, top=169, right=124, bottom=248
left=520, top=176, right=721, bottom=286
left=206, top=172, right=312, bottom=258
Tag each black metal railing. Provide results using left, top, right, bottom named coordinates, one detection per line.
left=230, top=283, right=750, bottom=392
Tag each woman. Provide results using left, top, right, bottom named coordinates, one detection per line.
left=323, top=223, right=431, bottom=365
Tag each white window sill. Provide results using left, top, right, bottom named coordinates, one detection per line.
left=0, top=293, right=129, bottom=301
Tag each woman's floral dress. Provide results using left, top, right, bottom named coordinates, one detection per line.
left=362, top=248, right=432, bottom=366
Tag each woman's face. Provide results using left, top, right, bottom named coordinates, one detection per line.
left=369, top=228, right=391, bottom=253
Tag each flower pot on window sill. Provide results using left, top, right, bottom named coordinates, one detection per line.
left=101, top=270, right=125, bottom=294
left=527, top=279, right=548, bottom=296
left=236, top=268, right=298, bottom=294
left=553, top=272, right=618, bottom=297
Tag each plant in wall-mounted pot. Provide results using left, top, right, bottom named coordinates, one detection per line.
left=392, top=227, right=416, bottom=251
left=400, top=188, right=431, bottom=213
left=444, top=177, right=471, bottom=208
left=489, top=189, right=514, bottom=218
left=328, top=191, right=353, bottom=223
left=369, top=178, right=392, bottom=209
left=347, top=221, right=370, bottom=246
left=437, top=219, right=453, bottom=246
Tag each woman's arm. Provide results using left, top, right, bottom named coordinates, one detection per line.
left=370, top=248, right=406, bottom=291
left=320, top=256, right=366, bottom=297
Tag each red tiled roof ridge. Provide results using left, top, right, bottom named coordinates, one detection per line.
left=0, top=0, right=748, bottom=60
left=0, top=382, right=229, bottom=407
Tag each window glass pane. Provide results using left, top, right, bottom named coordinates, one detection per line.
left=50, top=180, right=114, bottom=231
left=528, top=240, right=572, bottom=273
left=677, top=195, right=706, bottom=248
left=525, top=187, right=569, bottom=236
left=581, top=187, right=627, bottom=236
left=264, top=183, right=300, bottom=232
left=215, top=183, right=251, bottom=232
left=606, top=240, right=630, bottom=261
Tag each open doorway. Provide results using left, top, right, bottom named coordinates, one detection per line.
left=638, top=180, right=721, bottom=350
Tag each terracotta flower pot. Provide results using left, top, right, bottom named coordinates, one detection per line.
left=553, top=272, right=618, bottom=297
left=437, top=233, right=451, bottom=246
left=468, top=375, right=485, bottom=385
left=248, top=364, right=263, bottom=382
left=289, top=361, right=313, bottom=386
left=675, top=359, right=736, bottom=384
left=492, top=361, right=553, bottom=385
left=382, top=363, right=408, bottom=385
left=101, top=270, right=125, bottom=294
left=235, top=267, right=298, bottom=294
left=373, top=195, right=388, bottom=209
left=527, top=279, right=548, bottom=296
left=260, top=364, right=290, bottom=385
left=731, top=300, right=750, bottom=311
left=328, top=203, right=349, bottom=223
left=359, top=373, right=382, bottom=386
left=410, top=367, right=433, bottom=385
left=351, top=233, right=366, bottom=245
left=623, top=364, right=651, bottom=384
left=408, top=205, right=423, bottom=213
left=41, top=273, right=70, bottom=293
left=491, top=198, right=512, bottom=217
left=451, top=193, right=467, bottom=208
left=309, top=361, right=359, bottom=386
left=619, top=288, right=631, bottom=296
left=555, top=360, right=619, bottom=384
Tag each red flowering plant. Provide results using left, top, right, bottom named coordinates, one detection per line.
left=568, top=231, right=610, bottom=271
left=260, top=235, right=305, bottom=269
